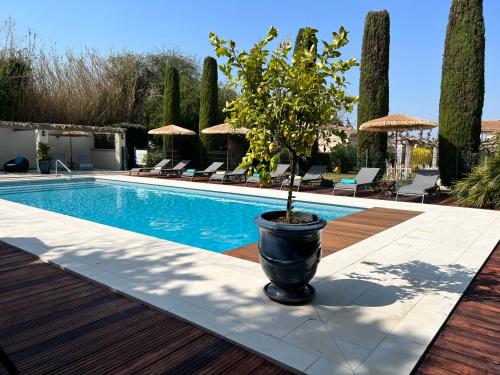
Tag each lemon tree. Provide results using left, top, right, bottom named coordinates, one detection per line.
left=210, top=27, right=358, bottom=222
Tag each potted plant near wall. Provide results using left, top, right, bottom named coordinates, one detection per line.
left=210, top=27, right=358, bottom=304
left=37, top=142, right=52, bottom=174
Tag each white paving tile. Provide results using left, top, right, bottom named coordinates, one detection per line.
left=391, top=303, right=448, bottom=344
left=305, top=358, right=354, bottom=375
left=283, top=319, right=347, bottom=366
left=356, top=335, right=427, bottom=375
left=165, top=302, right=243, bottom=336
left=226, top=326, right=319, bottom=372
left=323, top=306, right=401, bottom=351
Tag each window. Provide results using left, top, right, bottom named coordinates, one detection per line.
left=94, top=134, right=115, bottom=149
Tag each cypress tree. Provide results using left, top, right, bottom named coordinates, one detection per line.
left=294, top=27, right=320, bottom=165
left=438, top=0, right=484, bottom=185
left=199, top=56, right=218, bottom=166
left=161, top=66, right=180, bottom=156
left=162, top=66, right=180, bottom=124
left=356, top=10, right=390, bottom=167
left=293, top=27, right=316, bottom=56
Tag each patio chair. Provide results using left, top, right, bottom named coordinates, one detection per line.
left=245, top=164, right=290, bottom=186
left=78, top=155, right=93, bottom=170
left=3, top=156, right=29, bottom=173
left=280, top=165, right=326, bottom=192
left=332, top=167, right=380, bottom=196
left=180, top=162, right=224, bottom=181
left=209, top=166, right=248, bottom=184
left=160, top=160, right=191, bottom=177
left=129, top=159, right=170, bottom=176
left=396, top=171, right=440, bottom=203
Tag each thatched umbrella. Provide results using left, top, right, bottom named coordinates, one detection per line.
left=50, top=130, right=90, bottom=168
left=201, top=123, right=249, bottom=170
left=148, top=125, right=196, bottom=164
left=359, top=114, right=437, bottom=179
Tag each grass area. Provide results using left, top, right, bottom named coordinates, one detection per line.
left=323, top=172, right=357, bottom=182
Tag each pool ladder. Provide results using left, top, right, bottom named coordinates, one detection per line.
left=55, top=160, right=72, bottom=179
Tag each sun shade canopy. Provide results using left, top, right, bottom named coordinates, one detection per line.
left=201, top=123, right=249, bottom=135
left=359, top=114, right=437, bottom=132
left=148, top=125, right=196, bottom=136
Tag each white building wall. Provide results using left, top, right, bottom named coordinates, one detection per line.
left=0, top=128, right=37, bottom=169
left=0, top=128, right=123, bottom=171
left=48, top=133, right=121, bottom=170
left=90, top=149, right=120, bottom=169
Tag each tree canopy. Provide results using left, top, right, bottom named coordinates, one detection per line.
left=210, top=26, right=357, bottom=221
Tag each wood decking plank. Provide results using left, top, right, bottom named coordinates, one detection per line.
left=17, top=310, right=164, bottom=373
left=0, top=242, right=291, bottom=374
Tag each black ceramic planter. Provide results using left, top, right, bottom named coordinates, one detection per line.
left=255, top=211, right=327, bottom=305
left=38, top=160, right=52, bottom=174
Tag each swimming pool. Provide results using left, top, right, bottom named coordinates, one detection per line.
left=0, top=179, right=362, bottom=252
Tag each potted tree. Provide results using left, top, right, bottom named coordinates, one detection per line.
left=37, top=142, right=52, bottom=174
left=210, top=27, right=358, bottom=304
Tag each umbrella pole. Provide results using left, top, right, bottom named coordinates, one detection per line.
left=226, top=134, right=229, bottom=171
left=394, top=131, right=398, bottom=180
left=171, top=136, right=174, bottom=165
left=70, top=136, right=73, bottom=169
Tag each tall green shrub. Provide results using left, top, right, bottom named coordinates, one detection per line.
left=451, top=135, right=499, bottom=209
left=356, top=10, right=390, bottom=167
left=161, top=66, right=180, bottom=155
left=0, top=57, right=30, bottom=120
left=438, top=0, right=484, bottom=185
left=199, top=56, right=218, bottom=165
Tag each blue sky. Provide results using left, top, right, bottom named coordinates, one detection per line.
left=3, top=0, right=499, bottom=126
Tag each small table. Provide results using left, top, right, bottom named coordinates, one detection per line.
left=378, top=180, right=396, bottom=195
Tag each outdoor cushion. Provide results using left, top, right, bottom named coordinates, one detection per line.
left=253, top=173, right=260, bottom=177
left=216, top=171, right=225, bottom=175
left=15, top=156, right=23, bottom=164
left=186, top=169, right=196, bottom=173
left=340, top=178, right=356, bottom=184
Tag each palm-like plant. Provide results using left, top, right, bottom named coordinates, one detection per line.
left=451, top=135, right=500, bottom=209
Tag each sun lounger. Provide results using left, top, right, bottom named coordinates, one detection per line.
left=280, top=165, right=326, bottom=192
left=209, top=166, right=248, bottom=184
left=78, top=155, right=93, bottom=170
left=160, top=160, right=191, bottom=177
left=396, top=171, right=439, bottom=203
left=332, top=167, right=380, bottom=196
left=245, top=164, right=290, bottom=186
left=129, top=159, right=170, bottom=176
left=3, top=156, right=29, bottom=173
left=181, top=162, right=224, bottom=181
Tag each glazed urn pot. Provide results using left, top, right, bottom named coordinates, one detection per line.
left=255, top=210, right=327, bottom=304
left=38, top=159, right=51, bottom=174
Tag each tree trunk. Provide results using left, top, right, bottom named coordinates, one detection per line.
left=286, top=153, right=297, bottom=223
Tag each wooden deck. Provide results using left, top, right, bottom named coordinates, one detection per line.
left=414, top=241, right=500, bottom=374
left=0, top=242, right=293, bottom=375
left=224, top=207, right=421, bottom=262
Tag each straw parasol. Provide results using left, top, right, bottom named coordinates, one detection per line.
left=148, top=125, right=196, bottom=163
left=359, top=114, right=437, bottom=179
left=202, top=123, right=249, bottom=170
left=50, top=130, right=90, bottom=168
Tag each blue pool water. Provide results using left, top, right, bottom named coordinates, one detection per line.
left=0, top=179, right=362, bottom=252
